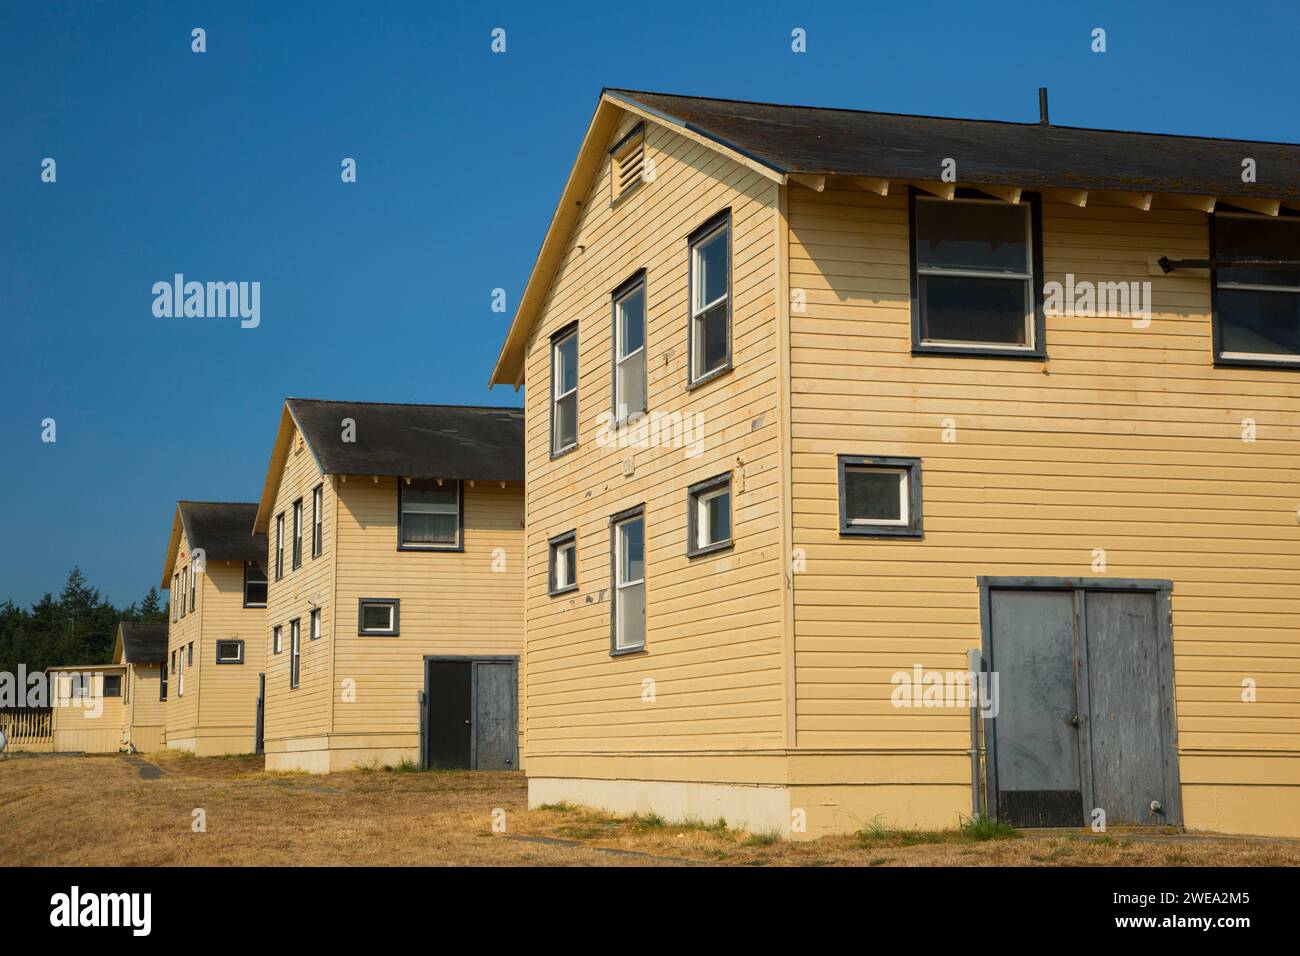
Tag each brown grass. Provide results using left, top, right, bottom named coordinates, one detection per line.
left=1, top=753, right=1296, bottom=867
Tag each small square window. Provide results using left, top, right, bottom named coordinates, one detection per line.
left=838, top=456, right=923, bottom=538
left=548, top=530, right=578, bottom=596
left=215, top=640, right=244, bottom=664
left=911, top=193, right=1043, bottom=357
left=102, top=674, right=122, bottom=697
left=358, top=599, right=400, bottom=636
left=687, top=473, right=733, bottom=557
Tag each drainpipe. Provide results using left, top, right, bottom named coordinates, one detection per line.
left=967, top=648, right=983, bottom=818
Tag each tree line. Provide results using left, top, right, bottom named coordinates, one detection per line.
left=0, top=567, right=167, bottom=678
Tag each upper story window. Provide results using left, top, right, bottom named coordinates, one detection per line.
left=310, top=607, right=321, bottom=641
left=548, top=530, right=577, bottom=596
left=244, top=561, right=267, bottom=608
left=911, top=193, right=1043, bottom=357
left=687, top=473, right=733, bottom=557
left=275, top=513, right=285, bottom=580
left=612, top=272, right=648, bottom=422
left=102, top=674, right=122, bottom=697
left=551, top=324, right=579, bottom=456
left=180, top=566, right=188, bottom=619
left=172, top=575, right=179, bottom=621
left=688, top=211, right=732, bottom=386
left=272, top=625, right=283, bottom=655
left=188, top=557, right=197, bottom=612
left=1213, top=213, right=1300, bottom=367
left=611, top=506, right=646, bottom=654
left=292, top=498, right=303, bottom=570
left=399, top=479, right=461, bottom=550
left=312, top=484, right=324, bottom=558
left=160, top=662, right=168, bottom=701
left=610, top=123, right=646, bottom=205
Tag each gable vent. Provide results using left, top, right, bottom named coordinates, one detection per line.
left=610, top=123, right=646, bottom=205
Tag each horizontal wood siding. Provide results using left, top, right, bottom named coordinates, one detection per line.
left=788, top=187, right=1300, bottom=768
left=522, top=117, right=786, bottom=755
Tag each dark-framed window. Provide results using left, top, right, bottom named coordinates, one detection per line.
left=837, top=455, right=924, bottom=538
left=160, top=662, right=168, bottom=702
left=312, top=484, right=324, bottom=558
left=687, top=210, right=732, bottom=387
left=1212, top=211, right=1300, bottom=367
left=612, top=270, right=647, bottom=422
left=358, top=598, right=400, bottom=636
left=551, top=322, right=579, bottom=456
left=189, top=557, right=197, bottom=612
left=244, top=560, right=267, bottom=608
left=289, top=620, right=300, bottom=689
left=172, top=575, right=179, bottom=621
left=610, top=505, right=646, bottom=654
left=180, top=566, right=187, bottom=619
left=609, top=122, right=646, bottom=206
left=310, top=607, right=321, bottom=641
left=292, top=498, right=303, bottom=570
left=398, top=478, right=462, bottom=550
left=909, top=189, right=1045, bottom=358
left=275, top=513, right=285, bottom=580
left=102, top=674, right=122, bottom=697
left=215, top=639, right=244, bottom=664
left=548, top=530, right=578, bottom=596
left=170, top=649, right=176, bottom=674
left=272, top=625, right=282, bottom=655
left=687, top=472, right=733, bottom=557
left=187, top=642, right=193, bottom=666
left=176, top=646, right=185, bottom=697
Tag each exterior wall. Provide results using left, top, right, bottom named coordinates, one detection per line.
left=50, top=670, right=125, bottom=753
left=785, top=184, right=1300, bottom=838
left=123, top=662, right=165, bottom=752
left=263, top=422, right=527, bottom=773
left=165, top=526, right=267, bottom=755
left=520, top=115, right=788, bottom=796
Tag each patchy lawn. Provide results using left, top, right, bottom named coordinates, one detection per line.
left=1, top=752, right=1296, bottom=866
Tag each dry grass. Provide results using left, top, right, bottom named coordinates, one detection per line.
left=2, top=752, right=1296, bottom=867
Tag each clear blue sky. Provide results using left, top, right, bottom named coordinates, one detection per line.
left=2, top=0, right=1297, bottom=608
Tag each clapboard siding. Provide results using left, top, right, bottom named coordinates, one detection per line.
left=521, top=117, right=786, bottom=755
left=787, top=186, right=1300, bottom=759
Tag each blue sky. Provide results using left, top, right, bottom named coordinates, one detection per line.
left=2, top=0, right=1298, bottom=607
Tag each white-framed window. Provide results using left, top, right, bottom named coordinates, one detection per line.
left=292, top=498, right=303, bottom=570
left=1213, top=212, right=1300, bottom=366
left=838, top=455, right=924, bottom=538
left=548, top=530, right=577, bottom=596
left=177, top=646, right=185, bottom=697
left=358, top=598, right=399, bottom=636
left=180, top=566, right=188, bottom=619
left=912, top=193, right=1039, bottom=354
left=189, top=557, right=197, bottom=612
left=289, top=620, right=300, bottom=689
left=687, top=473, right=733, bottom=556
left=275, top=513, right=285, bottom=580
left=272, top=625, right=282, bottom=655
left=688, top=213, right=731, bottom=385
left=244, top=561, right=267, bottom=608
left=611, top=507, right=646, bottom=653
left=172, top=575, right=179, bottom=621
left=215, top=640, right=244, bottom=664
left=399, top=479, right=461, bottom=549
left=312, top=484, right=323, bottom=558
left=551, top=325, right=579, bottom=455
left=613, top=273, right=647, bottom=421
left=310, top=607, right=321, bottom=641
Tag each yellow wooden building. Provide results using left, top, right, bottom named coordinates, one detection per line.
left=253, top=398, right=525, bottom=773
left=489, top=89, right=1300, bottom=839
left=112, top=622, right=168, bottom=753
left=45, top=665, right=127, bottom=754
left=161, top=501, right=268, bottom=755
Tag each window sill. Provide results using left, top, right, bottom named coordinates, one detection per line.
left=687, top=539, right=734, bottom=559
left=550, top=442, right=579, bottom=461
left=840, top=526, right=924, bottom=539
left=1213, top=354, right=1300, bottom=370
left=548, top=584, right=579, bottom=598
left=913, top=343, right=1045, bottom=360
left=609, top=644, right=647, bottom=657
left=397, top=544, right=464, bottom=553
left=358, top=631, right=401, bottom=638
left=686, top=363, right=733, bottom=392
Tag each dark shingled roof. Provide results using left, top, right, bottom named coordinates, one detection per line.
left=607, top=90, right=1300, bottom=200
left=287, top=399, right=524, bottom=481
left=119, top=622, right=168, bottom=664
left=178, top=502, right=265, bottom=562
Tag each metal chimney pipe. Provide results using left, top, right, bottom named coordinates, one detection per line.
left=1039, top=87, right=1050, bottom=125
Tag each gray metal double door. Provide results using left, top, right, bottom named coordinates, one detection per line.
left=425, top=657, right=518, bottom=771
left=983, top=580, right=1181, bottom=828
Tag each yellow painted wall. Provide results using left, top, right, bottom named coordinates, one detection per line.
left=50, top=670, right=125, bottom=753
left=123, top=662, right=165, bottom=752
left=520, top=116, right=787, bottom=764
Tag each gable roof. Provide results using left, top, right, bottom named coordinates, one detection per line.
left=254, top=399, right=525, bottom=532
left=488, top=88, right=1300, bottom=387
left=161, top=501, right=265, bottom=588
left=113, top=622, right=168, bottom=665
